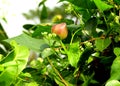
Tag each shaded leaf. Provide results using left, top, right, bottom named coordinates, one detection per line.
left=85, top=17, right=97, bottom=37
left=32, top=25, right=51, bottom=37
left=55, top=19, right=74, bottom=25
left=114, top=0, right=120, bottom=5
left=59, top=0, right=96, bottom=9
left=77, top=47, right=93, bottom=71
left=23, top=24, right=36, bottom=30
left=32, top=24, right=79, bottom=38
left=0, top=23, right=8, bottom=41
left=38, top=0, right=47, bottom=7
left=40, top=4, right=48, bottom=20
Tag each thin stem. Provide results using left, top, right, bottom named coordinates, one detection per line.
left=47, top=57, right=68, bottom=86
left=70, top=28, right=81, bottom=45
left=73, top=10, right=81, bottom=19
left=60, top=40, right=67, bottom=53
left=80, top=35, right=107, bottom=45
left=103, top=14, right=108, bottom=29
left=51, top=47, right=62, bottom=59
left=102, top=11, right=111, bottom=37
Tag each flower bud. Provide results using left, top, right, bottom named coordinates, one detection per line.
left=51, top=23, right=68, bottom=39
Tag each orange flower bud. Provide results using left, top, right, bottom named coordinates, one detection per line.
left=51, top=23, right=68, bottom=39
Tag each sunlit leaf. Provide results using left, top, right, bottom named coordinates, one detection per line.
left=106, top=80, right=120, bottom=86
left=54, top=77, right=65, bottom=86
left=54, top=76, right=73, bottom=86
left=67, top=42, right=82, bottom=67
left=114, top=47, right=120, bottom=57
left=0, top=41, right=29, bottom=86
left=93, top=0, right=113, bottom=11
left=25, top=82, right=39, bottom=86
left=109, top=56, right=120, bottom=81
left=95, top=38, right=111, bottom=52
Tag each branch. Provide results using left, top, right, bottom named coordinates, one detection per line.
left=47, top=57, right=68, bottom=86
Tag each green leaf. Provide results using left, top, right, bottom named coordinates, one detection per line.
left=32, top=24, right=79, bottom=37
left=106, top=80, right=120, bottom=86
left=67, top=42, right=82, bottom=68
left=55, top=19, right=74, bottom=25
left=54, top=77, right=65, bottom=86
left=59, top=0, right=96, bottom=9
left=32, top=25, right=51, bottom=37
left=77, top=47, right=93, bottom=71
left=85, top=17, right=97, bottom=36
left=41, top=48, right=54, bottom=58
left=109, top=56, right=120, bottom=81
left=95, top=38, right=111, bottom=52
left=38, top=0, right=47, bottom=7
left=93, top=0, right=113, bottom=11
left=114, top=0, right=120, bottom=5
left=23, top=24, right=36, bottom=30
left=54, top=76, right=74, bottom=86
left=40, top=4, right=48, bottom=20
left=0, top=23, right=8, bottom=40
left=0, top=41, right=29, bottom=86
left=5, top=33, right=47, bottom=52
left=25, top=82, right=39, bottom=86
left=114, top=47, right=120, bottom=57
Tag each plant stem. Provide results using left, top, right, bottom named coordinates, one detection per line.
left=60, top=40, right=67, bottom=53
left=70, top=28, right=81, bottom=45
left=47, top=57, right=68, bottom=86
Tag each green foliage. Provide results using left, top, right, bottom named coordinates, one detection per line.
left=1, top=0, right=120, bottom=85
left=59, top=0, right=96, bottom=9
left=95, top=38, right=111, bottom=52
left=0, top=41, right=29, bottom=86
left=93, top=0, right=113, bottom=11
left=85, top=17, right=97, bottom=36
left=40, top=4, right=48, bottom=20
left=0, top=23, right=8, bottom=40
left=67, top=42, right=82, bottom=67
left=5, top=33, right=46, bottom=52
left=106, top=80, right=120, bottom=86
left=114, top=0, right=120, bottom=5
left=108, top=48, right=120, bottom=81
